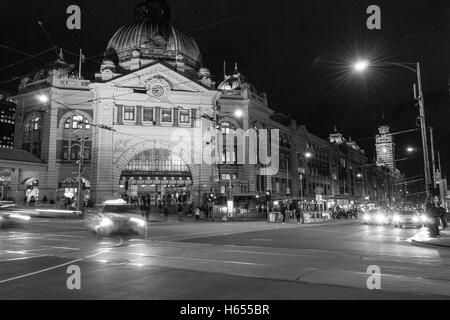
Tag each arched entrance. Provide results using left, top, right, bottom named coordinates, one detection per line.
left=119, top=148, right=193, bottom=206
left=58, top=177, right=91, bottom=203
left=22, top=177, right=39, bottom=204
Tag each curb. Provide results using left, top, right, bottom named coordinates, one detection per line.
left=410, top=239, right=450, bottom=249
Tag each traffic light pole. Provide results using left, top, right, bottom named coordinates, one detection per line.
left=414, top=62, right=432, bottom=200
left=76, top=121, right=86, bottom=213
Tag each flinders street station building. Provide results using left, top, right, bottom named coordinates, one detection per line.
left=2, top=0, right=406, bottom=212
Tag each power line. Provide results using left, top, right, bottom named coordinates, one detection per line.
left=0, top=47, right=56, bottom=72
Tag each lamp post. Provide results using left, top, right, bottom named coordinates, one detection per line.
left=74, top=120, right=88, bottom=213
left=299, top=151, right=312, bottom=212
left=353, top=61, right=432, bottom=200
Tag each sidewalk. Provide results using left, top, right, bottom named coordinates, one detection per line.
left=409, top=229, right=450, bottom=248
left=147, top=213, right=353, bottom=226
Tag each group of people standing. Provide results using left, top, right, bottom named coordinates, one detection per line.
left=278, top=204, right=304, bottom=224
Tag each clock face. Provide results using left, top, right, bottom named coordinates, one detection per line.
left=151, top=85, right=165, bottom=97
left=382, top=147, right=388, bottom=154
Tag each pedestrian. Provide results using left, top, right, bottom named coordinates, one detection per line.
left=426, top=198, right=440, bottom=237
left=195, top=207, right=200, bottom=221
left=188, top=204, right=193, bottom=216
left=438, top=202, right=447, bottom=229
left=145, top=199, right=150, bottom=222
left=281, top=204, right=286, bottom=224
left=178, top=204, right=183, bottom=221
left=295, top=206, right=301, bottom=224
left=164, top=206, right=168, bottom=221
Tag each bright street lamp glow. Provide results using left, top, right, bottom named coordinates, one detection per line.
left=36, top=94, right=49, bottom=103
left=354, top=60, right=369, bottom=72
left=234, top=109, right=243, bottom=118
left=304, top=152, right=312, bottom=159
left=406, top=147, right=415, bottom=153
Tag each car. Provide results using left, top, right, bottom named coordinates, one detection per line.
left=86, top=199, right=148, bottom=237
left=373, top=210, right=390, bottom=225
left=390, top=210, right=428, bottom=228
left=0, top=203, right=32, bottom=228
left=361, top=209, right=385, bottom=225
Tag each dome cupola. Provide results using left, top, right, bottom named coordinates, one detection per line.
left=103, top=0, right=202, bottom=72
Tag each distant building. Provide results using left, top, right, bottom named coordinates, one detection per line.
left=0, top=95, right=16, bottom=149
left=375, top=125, right=395, bottom=169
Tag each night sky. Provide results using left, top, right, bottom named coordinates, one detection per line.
left=0, top=0, right=449, bottom=193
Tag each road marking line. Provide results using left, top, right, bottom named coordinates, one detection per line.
left=0, top=250, right=108, bottom=284
left=223, top=249, right=310, bottom=257
left=0, top=255, right=48, bottom=262
left=107, top=250, right=264, bottom=266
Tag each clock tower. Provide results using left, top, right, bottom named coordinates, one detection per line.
left=375, top=125, right=395, bottom=169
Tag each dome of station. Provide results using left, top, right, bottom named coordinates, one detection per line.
left=104, top=0, right=202, bottom=69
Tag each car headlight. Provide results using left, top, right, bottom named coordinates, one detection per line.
left=392, top=215, right=401, bottom=223
left=363, top=214, right=370, bottom=221
left=10, top=214, right=31, bottom=221
left=412, top=216, right=419, bottom=223
left=99, top=217, right=114, bottom=228
left=130, top=217, right=146, bottom=228
left=420, top=215, right=428, bottom=223
left=375, top=214, right=385, bottom=223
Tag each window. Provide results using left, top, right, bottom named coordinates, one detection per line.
left=221, top=122, right=233, bottom=134
left=161, top=108, right=172, bottom=123
left=179, top=110, right=190, bottom=124
left=62, top=141, right=69, bottom=160
left=64, top=115, right=90, bottom=129
left=143, top=107, right=154, bottom=122
left=30, top=117, right=41, bottom=131
left=70, top=145, right=80, bottom=160
left=124, top=107, right=135, bottom=121
left=84, top=147, right=91, bottom=160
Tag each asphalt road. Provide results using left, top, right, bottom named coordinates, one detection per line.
left=1, top=218, right=450, bottom=300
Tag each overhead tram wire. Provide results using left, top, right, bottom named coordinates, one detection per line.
left=0, top=44, right=52, bottom=64
left=354, top=127, right=422, bottom=143
left=0, top=47, right=57, bottom=72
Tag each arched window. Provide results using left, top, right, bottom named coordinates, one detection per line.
left=64, top=115, right=90, bottom=129
left=220, top=122, right=237, bottom=163
left=29, top=116, right=41, bottom=131
left=60, top=113, right=92, bottom=162
left=220, top=122, right=234, bottom=135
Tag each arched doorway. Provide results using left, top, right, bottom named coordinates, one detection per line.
left=22, top=177, right=39, bottom=204
left=58, top=177, right=91, bottom=203
left=119, top=148, right=193, bottom=206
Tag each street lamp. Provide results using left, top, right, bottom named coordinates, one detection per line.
left=353, top=60, right=369, bottom=72
left=233, top=109, right=244, bottom=118
left=299, top=151, right=312, bottom=210
left=352, top=60, right=432, bottom=200
left=36, top=94, right=49, bottom=104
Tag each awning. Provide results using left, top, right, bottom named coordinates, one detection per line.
left=0, top=148, right=47, bottom=171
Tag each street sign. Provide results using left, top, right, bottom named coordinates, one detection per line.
left=315, top=194, right=323, bottom=202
